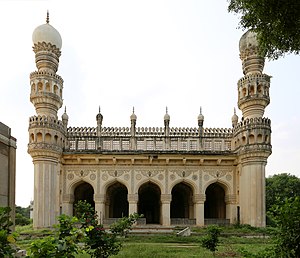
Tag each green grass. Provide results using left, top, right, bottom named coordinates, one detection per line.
left=15, top=225, right=275, bottom=257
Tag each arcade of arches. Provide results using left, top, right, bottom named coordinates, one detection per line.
left=71, top=180, right=230, bottom=225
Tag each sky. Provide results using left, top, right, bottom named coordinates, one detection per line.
left=0, top=0, right=299, bottom=207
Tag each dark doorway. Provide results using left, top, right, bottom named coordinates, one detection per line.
left=74, top=182, right=94, bottom=214
left=171, top=183, right=193, bottom=218
left=107, top=182, right=128, bottom=218
left=204, top=183, right=226, bottom=219
left=138, top=182, right=161, bottom=224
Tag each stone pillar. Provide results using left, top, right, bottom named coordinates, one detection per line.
left=128, top=194, right=138, bottom=215
left=161, top=194, right=171, bottom=226
left=94, top=194, right=106, bottom=224
left=62, top=194, right=74, bottom=216
left=33, top=159, right=60, bottom=228
left=225, top=194, right=237, bottom=224
left=239, top=157, right=267, bottom=227
left=194, top=194, right=205, bottom=226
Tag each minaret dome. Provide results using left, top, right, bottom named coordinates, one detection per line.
left=32, top=12, right=62, bottom=49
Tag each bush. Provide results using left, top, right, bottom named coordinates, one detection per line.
left=0, top=207, right=17, bottom=258
left=201, top=225, right=222, bottom=256
left=28, top=201, right=141, bottom=258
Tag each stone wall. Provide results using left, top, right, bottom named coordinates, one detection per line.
left=0, top=122, right=17, bottom=224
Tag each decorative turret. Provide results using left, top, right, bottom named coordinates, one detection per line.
left=197, top=107, right=204, bottom=127
left=197, top=107, right=204, bottom=137
left=237, top=30, right=270, bottom=119
left=62, top=106, right=69, bottom=129
left=30, top=11, right=63, bottom=118
left=164, top=107, right=170, bottom=137
left=96, top=106, right=103, bottom=136
left=130, top=107, right=137, bottom=150
left=231, top=108, right=238, bottom=127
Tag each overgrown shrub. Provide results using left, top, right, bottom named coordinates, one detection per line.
left=201, top=225, right=222, bottom=256
left=28, top=201, right=141, bottom=258
left=0, top=207, right=17, bottom=258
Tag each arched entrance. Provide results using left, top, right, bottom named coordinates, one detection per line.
left=74, top=182, right=95, bottom=213
left=107, top=182, right=128, bottom=218
left=204, top=183, right=226, bottom=219
left=138, top=182, right=161, bottom=224
left=171, top=183, right=193, bottom=219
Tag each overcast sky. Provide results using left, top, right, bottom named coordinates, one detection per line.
left=0, top=0, right=299, bottom=207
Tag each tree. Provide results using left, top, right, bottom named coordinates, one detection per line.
left=269, top=197, right=300, bottom=257
left=201, top=225, right=222, bottom=257
left=0, top=207, right=17, bottom=258
left=266, top=173, right=300, bottom=212
left=228, top=0, right=300, bottom=59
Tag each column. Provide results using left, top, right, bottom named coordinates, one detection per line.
left=128, top=194, right=138, bottom=215
left=194, top=194, right=205, bottom=226
left=161, top=194, right=171, bottom=226
left=62, top=194, right=74, bottom=216
left=94, top=194, right=106, bottom=225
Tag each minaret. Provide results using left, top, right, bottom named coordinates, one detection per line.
left=96, top=106, right=103, bottom=137
left=164, top=107, right=170, bottom=150
left=231, top=108, right=238, bottom=127
left=28, top=12, right=64, bottom=228
left=130, top=107, right=137, bottom=150
left=234, top=30, right=272, bottom=227
left=197, top=107, right=204, bottom=136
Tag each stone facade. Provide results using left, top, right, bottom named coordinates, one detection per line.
left=28, top=19, right=271, bottom=228
left=0, top=122, right=17, bottom=224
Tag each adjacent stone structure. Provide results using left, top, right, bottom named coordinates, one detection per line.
left=28, top=17, right=271, bottom=228
left=0, top=122, right=17, bottom=223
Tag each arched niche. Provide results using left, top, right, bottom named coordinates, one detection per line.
left=171, top=182, right=193, bottom=219
left=138, top=182, right=161, bottom=224
left=204, top=183, right=226, bottom=219
left=73, top=182, right=95, bottom=214
left=106, top=182, right=128, bottom=218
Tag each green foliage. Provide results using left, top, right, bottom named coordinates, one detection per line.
left=74, top=200, right=97, bottom=229
left=15, top=205, right=30, bottom=218
left=269, top=197, right=300, bottom=257
left=0, top=207, right=17, bottom=258
left=228, top=0, right=300, bottom=59
left=110, top=213, right=141, bottom=237
left=266, top=173, right=300, bottom=212
left=15, top=205, right=31, bottom=226
left=201, top=225, right=222, bottom=256
left=29, top=201, right=141, bottom=258
left=15, top=213, right=31, bottom=226
left=28, top=215, right=81, bottom=258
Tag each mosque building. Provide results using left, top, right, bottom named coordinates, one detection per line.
left=28, top=14, right=271, bottom=228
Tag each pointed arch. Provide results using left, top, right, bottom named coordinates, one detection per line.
left=138, top=182, right=161, bottom=224
left=171, top=182, right=194, bottom=219
left=106, top=182, right=128, bottom=218
left=204, top=182, right=226, bottom=219
left=72, top=181, right=95, bottom=214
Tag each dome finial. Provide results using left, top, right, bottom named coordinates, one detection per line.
left=64, top=106, right=67, bottom=113
left=46, top=10, right=49, bottom=24
left=99, top=106, right=101, bottom=113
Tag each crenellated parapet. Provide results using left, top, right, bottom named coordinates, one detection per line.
left=65, top=125, right=233, bottom=153
left=237, top=73, right=270, bottom=118
left=232, top=117, right=271, bottom=153
left=28, top=115, right=66, bottom=157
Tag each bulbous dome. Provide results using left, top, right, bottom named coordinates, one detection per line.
left=164, top=112, right=170, bottom=121
left=231, top=113, right=238, bottom=123
left=198, top=113, right=204, bottom=121
left=32, top=23, right=62, bottom=49
left=62, top=112, right=69, bottom=120
left=239, top=30, right=258, bottom=53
